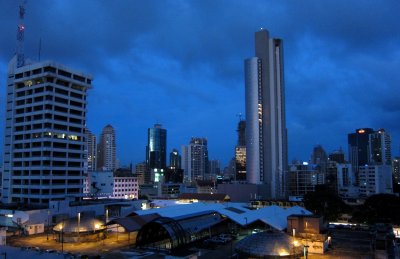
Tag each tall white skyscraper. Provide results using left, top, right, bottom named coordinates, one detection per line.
left=245, top=29, right=288, bottom=199
left=97, top=124, right=117, bottom=171
left=1, top=58, right=92, bottom=205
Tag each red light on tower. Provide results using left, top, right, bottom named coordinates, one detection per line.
left=358, top=129, right=365, bottom=134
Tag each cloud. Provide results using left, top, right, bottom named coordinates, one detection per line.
left=0, top=0, right=399, bottom=165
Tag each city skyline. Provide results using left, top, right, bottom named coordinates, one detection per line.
left=1, top=1, right=400, bottom=167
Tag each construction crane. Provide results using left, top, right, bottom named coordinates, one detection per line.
left=16, top=1, right=27, bottom=68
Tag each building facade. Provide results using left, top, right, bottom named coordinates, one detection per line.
left=369, top=129, right=391, bottom=165
left=97, top=124, right=117, bottom=171
left=245, top=29, right=288, bottom=199
left=113, top=171, right=139, bottom=199
left=85, top=128, right=97, bottom=172
left=145, top=124, right=167, bottom=183
left=288, top=163, right=323, bottom=197
left=392, top=157, right=400, bottom=194
left=328, top=149, right=346, bottom=164
left=169, top=148, right=181, bottom=169
left=182, top=138, right=208, bottom=182
left=84, top=170, right=138, bottom=199
left=359, top=165, right=393, bottom=197
left=348, top=128, right=374, bottom=180
left=311, top=145, right=328, bottom=176
left=235, top=120, right=246, bottom=181
left=2, top=59, right=91, bottom=205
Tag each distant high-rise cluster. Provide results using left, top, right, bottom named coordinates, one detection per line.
left=245, top=29, right=288, bottom=199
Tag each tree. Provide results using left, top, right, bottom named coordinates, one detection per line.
left=303, top=185, right=349, bottom=221
left=352, top=194, right=400, bottom=224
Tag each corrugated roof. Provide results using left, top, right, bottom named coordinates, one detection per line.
left=134, top=202, right=311, bottom=231
left=106, top=213, right=160, bottom=232
left=178, top=193, right=230, bottom=201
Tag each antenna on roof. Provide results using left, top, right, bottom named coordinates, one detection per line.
left=16, top=0, right=27, bottom=68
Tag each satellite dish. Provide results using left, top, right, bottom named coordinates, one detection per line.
left=12, top=211, right=29, bottom=225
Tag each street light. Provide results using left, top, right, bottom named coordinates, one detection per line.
left=77, top=212, right=80, bottom=242
left=47, top=210, right=50, bottom=241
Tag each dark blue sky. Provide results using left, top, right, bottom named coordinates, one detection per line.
left=1, top=1, right=400, bottom=167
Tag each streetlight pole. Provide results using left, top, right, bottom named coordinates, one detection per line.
left=60, top=221, right=64, bottom=253
left=77, top=212, right=80, bottom=243
left=47, top=210, right=50, bottom=241
left=303, top=245, right=309, bottom=259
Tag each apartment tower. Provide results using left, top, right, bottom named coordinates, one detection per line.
left=97, top=124, right=117, bottom=171
left=182, top=137, right=209, bottom=182
left=2, top=58, right=92, bottom=205
left=245, top=29, right=288, bottom=199
left=85, top=128, right=97, bottom=172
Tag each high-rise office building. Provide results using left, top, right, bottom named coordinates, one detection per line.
left=392, top=157, right=400, bottom=194
left=245, top=29, right=288, bottom=199
left=169, top=148, right=181, bottom=169
left=348, top=128, right=392, bottom=186
left=359, top=165, right=393, bottom=197
left=369, top=129, right=391, bottom=165
left=97, top=124, right=116, bottom=171
left=146, top=124, right=167, bottom=170
left=237, top=120, right=246, bottom=146
left=348, top=128, right=374, bottom=171
left=328, top=148, right=346, bottom=164
left=165, top=149, right=183, bottom=184
left=311, top=145, right=328, bottom=175
left=85, top=128, right=97, bottom=172
left=1, top=58, right=92, bottom=205
left=182, top=138, right=208, bottom=182
left=208, top=159, right=221, bottom=179
left=135, top=161, right=147, bottom=185
left=235, top=120, right=246, bottom=181
left=288, top=162, right=323, bottom=197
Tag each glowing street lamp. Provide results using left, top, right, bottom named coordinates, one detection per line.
left=77, top=212, right=80, bottom=242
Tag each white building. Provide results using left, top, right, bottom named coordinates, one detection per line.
left=182, top=138, right=208, bottom=182
left=359, top=165, right=393, bottom=197
left=2, top=58, right=91, bottom=205
left=113, top=172, right=139, bottom=199
left=84, top=171, right=138, bottom=199
left=245, top=29, right=287, bottom=199
left=85, top=171, right=114, bottom=197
